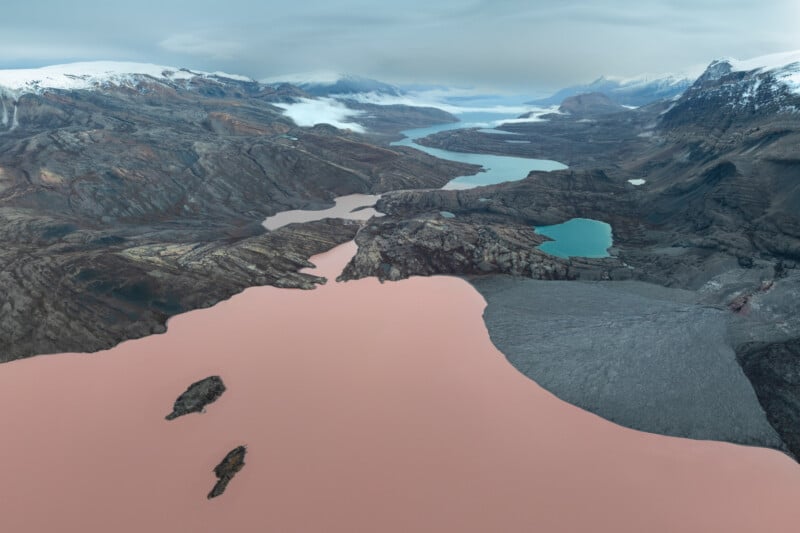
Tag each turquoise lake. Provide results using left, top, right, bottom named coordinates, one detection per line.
left=534, top=218, right=613, bottom=258
left=390, top=108, right=612, bottom=258
left=392, top=111, right=567, bottom=189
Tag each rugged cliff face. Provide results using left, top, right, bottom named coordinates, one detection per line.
left=642, top=58, right=800, bottom=261
left=0, top=69, right=472, bottom=361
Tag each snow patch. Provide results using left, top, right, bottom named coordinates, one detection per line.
left=716, top=50, right=800, bottom=96
left=726, top=50, right=800, bottom=73
left=274, top=98, right=366, bottom=133
left=209, top=71, right=254, bottom=82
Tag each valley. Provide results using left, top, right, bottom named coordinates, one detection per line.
left=0, top=51, right=800, bottom=531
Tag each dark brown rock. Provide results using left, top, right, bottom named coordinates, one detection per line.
left=166, top=376, right=226, bottom=421
left=208, top=445, right=247, bottom=499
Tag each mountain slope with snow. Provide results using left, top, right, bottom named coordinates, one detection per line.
left=529, top=74, right=693, bottom=107
left=704, top=50, right=800, bottom=96
left=661, top=50, right=800, bottom=133
left=0, top=61, right=254, bottom=96
left=263, top=72, right=402, bottom=97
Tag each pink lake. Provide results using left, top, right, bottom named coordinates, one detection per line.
left=1, top=241, right=799, bottom=532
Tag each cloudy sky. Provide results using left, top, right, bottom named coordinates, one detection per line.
left=1, top=0, right=798, bottom=91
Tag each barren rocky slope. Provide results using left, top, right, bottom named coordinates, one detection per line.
left=0, top=70, right=473, bottom=361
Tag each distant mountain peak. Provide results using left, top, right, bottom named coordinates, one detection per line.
left=696, top=60, right=734, bottom=83
left=695, top=50, right=800, bottom=97
left=530, top=72, right=693, bottom=107
left=262, top=72, right=402, bottom=97
left=661, top=49, right=800, bottom=132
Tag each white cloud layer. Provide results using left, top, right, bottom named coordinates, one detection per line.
left=274, top=98, right=366, bottom=132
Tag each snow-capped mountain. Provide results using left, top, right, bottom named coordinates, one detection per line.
left=698, top=50, right=800, bottom=95
left=262, top=72, right=402, bottom=97
left=529, top=74, right=693, bottom=107
left=661, top=50, right=800, bottom=130
left=0, top=61, right=255, bottom=96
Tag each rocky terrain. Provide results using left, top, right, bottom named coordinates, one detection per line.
left=417, top=100, right=660, bottom=171
left=738, top=338, right=800, bottom=458
left=472, top=275, right=793, bottom=452
left=398, top=57, right=800, bottom=285
left=339, top=169, right=635, bottom=282
left=166, top=375, right=227, bottom=420
left=3, top=56, right=800, bottom=461
left=344, top=102, right=457, bottom=140
left=557, top=92, right=627, bottom=115
left=208, top=445, right=247, bottom=499
left=0, top=67, right=474, bottom=362
left=340, top=55, right=800, bottom=457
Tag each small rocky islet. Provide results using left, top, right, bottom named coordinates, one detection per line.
left=208, top=445, right=247, bottom=499
left=165, top=375, right=227, bottom=421
left=165, top=376, right=247, bottom=498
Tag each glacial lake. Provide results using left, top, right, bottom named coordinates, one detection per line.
left=7, top=241, right=800, bottom=533
left=392, top=111, right=567, bottom=189
left=267, top=107, right=610, bottom=260
left=535, top=218, right=613, bottom=258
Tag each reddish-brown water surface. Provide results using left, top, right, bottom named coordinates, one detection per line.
left=1, top=241, right=799, bottom=532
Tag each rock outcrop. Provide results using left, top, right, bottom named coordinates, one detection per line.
left=208, top=445, right=247, bottom=499
left=737, top=338, right=800, bottom=459
left=340, top=169, right=638, bottom=283
left=338, top=56, right=800, bottom=459
left=166, top=376, right=226, bottom=421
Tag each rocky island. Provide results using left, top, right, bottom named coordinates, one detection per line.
left=166, top=375, right=227, bottom=420
left=208, top=445, right=247, bottom=499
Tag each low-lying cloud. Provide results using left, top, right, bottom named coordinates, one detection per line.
left=158, top=34, right=244, bottom=59
left=274, top=98, right=366, bottom=132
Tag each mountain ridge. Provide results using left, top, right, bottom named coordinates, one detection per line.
left=0, top=61, right=256, bottom=96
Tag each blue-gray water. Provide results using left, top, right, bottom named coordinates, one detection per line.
left=535, top=218, right=613, bottom=258
left=391, top=109, right=612, bottom=257
left=391, top=111, right=566, bottom=189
